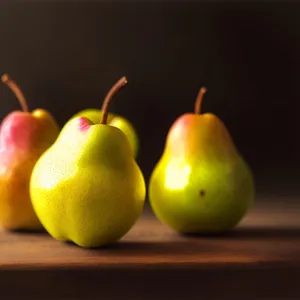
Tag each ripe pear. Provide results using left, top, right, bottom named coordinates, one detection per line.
left=30, top=77, right=146, bottom=248
left=149, top=88, right=255, bottom=234
left=70, top=109, right=139, bottom=158
left=0, top=74, right=60, bottom=230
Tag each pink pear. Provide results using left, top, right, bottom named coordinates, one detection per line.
left=0, top=74, right=60, bottom=231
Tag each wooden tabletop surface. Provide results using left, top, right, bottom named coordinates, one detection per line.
left=1, top=196, right=299, bottom=299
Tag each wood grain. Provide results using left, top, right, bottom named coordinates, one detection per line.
left=0, top=197, right=299, bottom=299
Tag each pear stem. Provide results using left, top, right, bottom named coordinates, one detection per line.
left=194, top=87, right=207, bottom=114
left=1, top=73, right=29, bottom=112
left=100, top=76, right=128, bottom=125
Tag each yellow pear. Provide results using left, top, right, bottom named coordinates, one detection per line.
left=30, top=77, right=146, bottom=247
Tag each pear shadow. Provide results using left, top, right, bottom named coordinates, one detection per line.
left=10, top=228, right=48, bottom=235
left=96, top=241, right=220, bottom=255
left=61, top=227, right=300, bottom=252
left=63, top=239, right=219, bottom=255
left=63, top=240, right=123, bottom=250
left=181, top=226, right=300, bottom=240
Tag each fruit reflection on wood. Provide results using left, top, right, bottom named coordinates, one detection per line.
left=0, top=74, right=255, bottom=248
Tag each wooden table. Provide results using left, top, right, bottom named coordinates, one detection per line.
left=0, top=196, right=299, bottom=299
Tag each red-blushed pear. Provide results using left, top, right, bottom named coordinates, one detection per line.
left=149, top=87, right=255, bottom=234
left=0, top=74, right=60, bottom=231
left=30, top=77, right=146, bottom=248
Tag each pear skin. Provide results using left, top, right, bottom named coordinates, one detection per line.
left=71, top=108, right=139, bottom=158
left=72, top=108, right=115, bottom=124
left=0, top=74, right=60, bottom=230
left=149, top=88, right=255, bottom=234
left=30, top=77, right=146, bottom=248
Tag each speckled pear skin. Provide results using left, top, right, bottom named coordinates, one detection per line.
left=0, top=109, right=60, bottom=230
left=71, top=109, right=139, bottom=158
left=30, top=116, right=146, bottom=248
left=149, top=112, right=255, bottom=234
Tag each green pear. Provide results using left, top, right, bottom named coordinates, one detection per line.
left=71, top=108, right=139, bottom=158
left=30, top=77, right=146, bottom=248
left=149, top=87, right=255, bottom=234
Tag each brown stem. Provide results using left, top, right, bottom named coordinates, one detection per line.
left=100, top=76, right=128, bottom=124
left=194, top=87, right=207, bottom=114
left=1, top=73, right=29, bottom=112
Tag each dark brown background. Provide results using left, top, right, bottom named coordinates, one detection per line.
left=0, top=4, right=299, bottom=299
left=0, top=1, right=299, bottom=198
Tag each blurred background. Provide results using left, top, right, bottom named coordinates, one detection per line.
left=0, top=1, right=299, bottom=199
